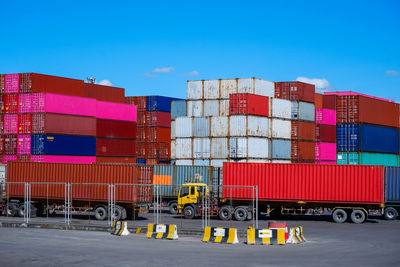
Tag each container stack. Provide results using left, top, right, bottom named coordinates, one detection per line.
left=314, top=94, right=337, bottom=164
left=0, top=72, right=136, bottom=164
left=274, top=81, right=316, bottom=163
left=126, top=95, right=181, bottom=164
left=330, top=92, right=400, bottom=166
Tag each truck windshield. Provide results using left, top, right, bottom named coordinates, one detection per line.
left=180, top=186, right=189, bottom=197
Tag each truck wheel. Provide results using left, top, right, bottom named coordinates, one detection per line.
left=5, top=204, right=17, bottom=217
left=94, top=206, right=107, bottom=220
left=169, top=202, right=178, bottom=215
left=234, top=206, right=248, bottom=221
left=112, top=206, right=123, bottom=221
left=120, top=206, right=127, bottom=220
left=384, top=207, right=398, bottom=220
left=332, top=209, right=347, bottom=223
left=183, top=206, right=195, bottom=219
left=17, top=204, right=26, bottom=217
left=219, top=205, right=233, bottom=221
left=350, top=209, right=366, bottom=224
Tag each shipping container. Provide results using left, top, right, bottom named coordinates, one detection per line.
left=136, top=158, right=146, bottom=164
left=275, top=81, right=315, bottom=103
left=6, top=162, right=153, bottom=203
left=96, top=119, right=137, bottom=139
left=186, top=100, right=203, bottom=117
left=18, top=93, right=32, bottom=113
left=210, top=116, right=228, bottom=137
left=96, top=156, right=136, bottom=164
left=315, top=108, right=336, bottom=125
left=193, top=117, right=210, bottom=137
left=171, top=100, right=187, bottom=119
left=292, top=101, right=315, bottom=121
left=96, top=138, right=135, bottom=156
left=5, top=73, right=19, bottom=93
left=0, top=74, right=5, bottom=94
left=315, top=142, right=336, bottom=161
left=31, top=134, right=96, bottom=156
left=174, top=117, right=193, bottom=138
left=32, top=114, right=96, bottom=136
left=31, top=155, right=96, bottom=164
left=4, top=114, right=18, bottom=134
left=315, top=160, right=336, bottom=165
left=4, top=155, right=17, bottom=164
left=314, top=93, right=323, bottom=109
left=176, top=159, right=193, bottom=166
left=272, top=139, right=291, bottom=159
left=83, top=83, right=125, bottom=103
left=316, top=124, right=336, bottom=143
left=145, top=111, right=171, bottom=127
left=18, top=114, right=32, bottom=134
left=187, top=80, right=203, bottom=100
left=96, top=100, right=136, bottom=122
left=125, top=96, right=146, bottom=111
left=5, top=94, right=18, bottom=114
left=385, top=167, right=400, bottom=203
left=271, top=119, right=291, bottom=139
left=291, top=121, right=315, bottom=141
left=5, top=135, right=17, bottom=155
left=269, top=98, right=292, bottom=119
left=193, top=138, right=211, bottom=158
left=203, top=100, right=220, bottom=117
left=211, top=159, right=227, bottom=168
left=145, top=127, right=171, bottom=143
left=229, top=93, right=269, bottom=116
left=175, top=138, right=192, bottom=159
left=146, top=95, right=181, bottom=112
left=291, top=140, right=315, bottom=160
left=230, top=115, right=270, bottom=137
left=337, top=152, right=400, bottom=166
left=147, top=142, right=170, bottom=159
left=238, top=78, right=274, bottom=97
left=211, top=138, right=228, bottom=159
left=204, top=80, right=220, bottom=99
left=337, top=124, right=399, bottom=153
left=223, top=162, right=384, bottom=204
left=229, top=137, right=270, bottom=159
left=17, top=134, right=31, bottom=155
left=219, top=100, right=230, bottom=116
left=0, top=95, right=4, bottom=112
left=322, top=95, right=336, bottom=110
left=220, top=79, right=237, bottom=99
left=137, top=111, right=146, bottom=126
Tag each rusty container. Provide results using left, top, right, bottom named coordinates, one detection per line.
left=291, top=121, right=315, bottom=141
left=291, top=140, right=315, bottom=160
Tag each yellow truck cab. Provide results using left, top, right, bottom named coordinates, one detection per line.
left=177, top=183, right=208, bottom=219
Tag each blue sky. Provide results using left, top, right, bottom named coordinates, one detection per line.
left=0, top=1, right=399, bottom=100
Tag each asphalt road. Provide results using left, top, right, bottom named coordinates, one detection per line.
left=1, top=218, right=400, bottom=267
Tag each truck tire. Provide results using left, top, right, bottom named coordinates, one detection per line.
left=94, top=206, right=107, bottom=220
left=169, top=202, right=178, bottom=215
left=119, top=206, right=127, bottom=220
left=183, top=206, right=195, bottom=219
left=234, top=206, right=248, bottom=221
left=112, top=206, right=123, bottom=221
left=332, top=208, right=347, bottom=223
left=350, top=209, right=366, bottom=224
left=219, top=205, right=233, bottom=221
left=5, top=203, right=17, bottom=217
left=384, top=207, right=398, bottom=220
left=17, top=204, right=26, bottom=217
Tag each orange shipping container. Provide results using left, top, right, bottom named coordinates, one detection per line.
left=291, top=121, right=315, bottom=141
left=291, top=140, right=315, bottom=160
left=314, top=93, right=323, bottom=109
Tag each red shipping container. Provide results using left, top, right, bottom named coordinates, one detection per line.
left=17, top=155, right=31, bottom=161
left=274, top=82, right=290, bottom=100
left=17, top=135, right=31, bottom=155
left=145, top=112, right=171, bottom=127
left=0, top=95, right=4, bottom=113
left=32, top=114, right=96, bottom=136
left=96, top=156, right=136, bottom=164
left=96, top=138, right=136, bottom=156
left=316, top=124, right=336, bottom=142
left=223, top=163, right=384, bottom=204
left=126, top=96, right=147, bottom=111
left=4, top=135, right=17, bottom=155
left=148, top=142, right=170, bottom=158
left=5, top=94, right=18, bottom=114
left=275, top=81, right=315, bottom=103
left=145, top=127, right=171, bottom=143
left=336, top=95, right=399, bottom=128
left=291, top=140, right=315, bottom=160
left=4, top=114, right=18, bottom=134
left=0, top=74, right=5, bottom=94
left=229, top=93, right=269, bottom=116
left=291, top=121, right=315, bottom=141
left=18, top=114, right=32, bottom=134
left=137, top=111, right=147, bottom=126
left=0, top=115, right=4, bottom=134
left=136, top=126, right=146, bottom=141
left=0, top=136, right=4, bottom=154
left=83, top=83, right=125, bottom=103
left=322, top=95, right=336, bottom=110
left=136, top=142, right=151, bottom=158
left=6, top=162, right=153, bottom=204
left=96, top=119, right=137, bottom=139
left=314, top=93, right=323, bottom=109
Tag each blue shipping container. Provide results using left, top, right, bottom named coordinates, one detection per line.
left=31, top=134, right=96, bottom=156
left=136, top=158, right=146, bottom=164
left=171, top=100, right=187, bottom=119
left=146, top=96, right=182, bottom=112
left=385, top=167, right=400, bottom=203
left=337, top=124, right=399, bottom=154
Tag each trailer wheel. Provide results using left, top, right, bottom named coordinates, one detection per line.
left=120, top=206, right=127, bottom=220
left=332, top=209, right=347, bottom=223
left=219, top=205, right=233, bottom=221
left=17, top=204, right=26, bottom=217
left=5, top=203, right=17, bottom=217
left=169, top=202, right=178, bottom=215
left=350, top=209, right=366, bottom=224
left=234, top=206, right=248, bottom=221
left=112, top=206, right=123, bottom=221
left=183, top=206, right=195, bottom=219
left=384, top=207, right=398, bottom=220
left=94, top=206, right=107, bottom=220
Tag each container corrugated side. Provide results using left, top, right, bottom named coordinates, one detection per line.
left=292, top=101, right=315, bottom=121
left=174, top=117, right=193, bottom=137
left=271, top=119, right=291, bottom=139
left=204, top=80, right=220, bottom=99
left=193, top=117, right=210, bottom=137
left=211, top=116, right=228, bottom=137
left=193, top=138, right=211, bottom=158
left=272, top=139, right=291, bottom=159
left=146, top=95, right=182, bottom=112
left=175, top=138, right=192, bottom=158
left=385, top=167, right=400, bottom=203
left=220, top=79, right=237, bottom=99
left=270, top=98, right=292, bottom=119
left=96, top=138, right=136, bottom=157
left=187, top=100, right=203, bottom=117
left=229, top=137, right=270, bottom=158
left=203, top=100, right=220, bottom=117
left=171, top=100, right=187, bottom=119
left=337, top=152, right=400, bottom=166
left=230, top=116, right=270, bottom=137
left=32, top=114, right=96, bottom=136
left=187, top=81, right=203, bottom=100
left=31, top=134, right=96, bottom=156
left=211, top=138, right=228, bottom=158
left=223, top=162, right=384, bottom=204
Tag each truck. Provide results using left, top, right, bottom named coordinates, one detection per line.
left=176, top=162, right=388, bottom=224
left=0, top=162, right=153, bottom=220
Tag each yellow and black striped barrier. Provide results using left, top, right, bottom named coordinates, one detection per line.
left=287, top=226, right=306, bottom=244
left=146, top=224, right=178, bottom=240
left=111, top=220, right=130, bottom=236
left=202, top=227, right=239, bottom=244
left=247, top=227, right=286, bottom=245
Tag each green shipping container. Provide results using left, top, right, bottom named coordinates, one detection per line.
left=337, top=152, right=400, bottom=166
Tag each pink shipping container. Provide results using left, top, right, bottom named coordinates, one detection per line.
left=4, top=155, right=17, bottom=164
left=18, top=94, right=32, bottom=113
left=5, top=74, right=19, bottom=93
left=96, top=101, right=137, bottom=122
left=4, top=114, right=18, bottom=134
left=315, top=108, right=336, bottom=125
left=31, top=93, right=96, bottom=117
left=30, top=155, right=97, bottom=164
left=315, top=142, right=336, bottom=161
left=17, top=135, right=31, bottom=155
left=223, top=162, right=384, bottom=204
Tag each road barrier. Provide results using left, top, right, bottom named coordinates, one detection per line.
left=202, top=227, right=239, bottom=244
left=268, top=222, right=288, bottom=241
left=135, top=227, right=142, bottom=234
left=111, top=220, right=130, bottom=236
left=246, top=227, right=286, bottom=245
left=146, top=224, right=179, bottom=240
left=287, top=226, right=306, bottom=244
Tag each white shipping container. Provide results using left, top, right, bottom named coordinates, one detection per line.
left=193, top=117, right=210, bottom=137
left=175, top=138, right=192, bottom=159
left=204, top=80, right=220, bottom=99
left=229, top=137, right=270, bottom=158
left=270, top=98, right=292, bottom=119
left=229, top=116, right=270, bottom=137
left=211, top=116, right=228, bottom=137
left=247, top=159, right=270, bottom=163
left=176, top=159, right=193, bottom=166
left=238, top=78, right=274, bottom=97
left=171, top=120, right=176, bottom=139
left=204, top=100, right=219, bottom=117
left=271, top=160, right=291, bottom=163
left=219, top=100, right=230, bottom=116
left=187, top=80, right=203, bottom=100
left=211, top=159, right=227, bottom=168
left=229, top=137, right=247, bottom=158
left=193, top=138, right=211, bottom=158
left=193, top=159, right=210, bottom=166
left=187, top=100, right=203, bottom=117
left=175, top=117, right=193, bottom=137
left=220, top=79, right=237, bottom=99
left=211, top=138, right=228, bottom=158
left=229, top=116, right=247, bottom=136
left=271, top=119, right=291, bottom=139
left=171, top=140, right=176, bottom=159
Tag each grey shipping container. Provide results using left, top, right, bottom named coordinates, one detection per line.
left=171, top=100, right=187, bottom=120
left=292, top=101, right=315, bottom=121
left=272, top=139, right=291, bottom=159
left=193, top=117, right=210, bottom=137
left=385, top=167, right=400, bottom=203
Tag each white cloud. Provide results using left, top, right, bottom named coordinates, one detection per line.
left=296, top=77, right=330, bottom=93
left=153, top=67, right=175, bottom=73
left=98, top=79, right=112, bottom=86
left=185, top=70, right=199, bottom=77
left=386, top=70, right=399, bottom=77
left=142, top=72, right=157, bottom=79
